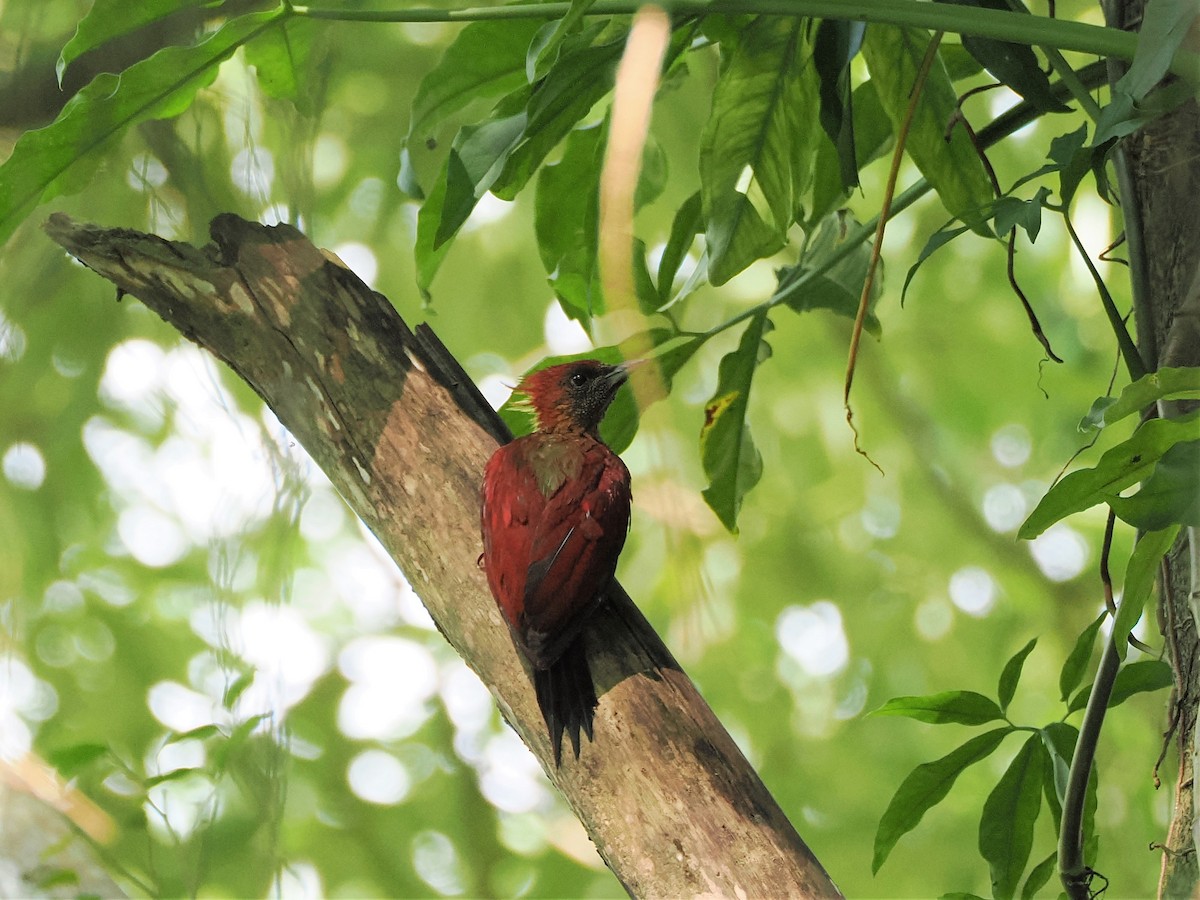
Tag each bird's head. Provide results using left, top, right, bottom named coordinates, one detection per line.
left=514, top=359, right=639, bottom=435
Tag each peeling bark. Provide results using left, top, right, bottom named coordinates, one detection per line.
left=43, top=213, right=841, bottom=900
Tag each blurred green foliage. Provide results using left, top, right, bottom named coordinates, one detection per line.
left=0, top=1, right=1181, bottom=897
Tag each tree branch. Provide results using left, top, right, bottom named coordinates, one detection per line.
left=42, top=212, right=842, bottom=899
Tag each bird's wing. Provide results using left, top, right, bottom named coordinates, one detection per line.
left=481, top=441, right=544, bottom=630
left=520, top=441, right=631, bottom=667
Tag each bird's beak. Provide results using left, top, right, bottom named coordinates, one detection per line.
left=612, top=358, right=648, bottom=384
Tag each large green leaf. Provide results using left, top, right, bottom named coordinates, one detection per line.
left=1019, top=412, right=1200, bottom=539
left=0, top=9, right=282, bottom=247
left=872, top=690, right=1004, bottom=725
left=1112, top=526, right=1182, bottom=660
left=1080, top=367, right=1200, bottom=432
left=56, top=0, right=215, bottom=85
left=861, top=26, right=994, bottom=234
left=700, top=312, right=769, bottom=531
left=808, top=81, right=893, bottom=225
left=534, top=121, right=606, bottom=327
left=777, top=210, right=881, bottom=333
left=873, top=728, right=1012, bottom=873
left=935, top=0, right=1069, bottom=114
left=979, top=733, right=1043, bottom=900
left=656, top=191, right=703, bottom=306
left=1108, top=440, right=1200, bottom=530
left=813, top=19, right=867, bottom=190
left=700, top=17, right=820, bottom=285
left=398, top=18, right=543, bottom=196
left=244, top=16, right=318, bottom=114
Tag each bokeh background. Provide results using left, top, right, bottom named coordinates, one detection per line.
left=0, top=2, right=1169, bottom=896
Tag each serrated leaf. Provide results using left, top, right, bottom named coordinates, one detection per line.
left=979, top=733, right=1043, bottom=900
left=47, top=742, right=109, bottom=776
left=57, top=0, right=212, bottom=85
left=657, top=191, right=703, bottom=305
left=935, top=0, right=1069, bottom=114
left=872, top=690, right=1004, bottom=725
left=700, top=17, right=820, bottom=285
left=1109, top=440, right=1200, bottom=530
left=861, top=27, right=994, bottom=235
left=1059, top=611, right=1106, bottom=702
left=700, top=312, right=769, bottom=531
left=1080, top=367, right=1200, bottom=431
left=244, top=17, right=318, bottom=114
left=0, top=9, right=281, bottom=248
left=1019, top=412, right=1200, bottom=539
left=998, top=638, right=1036, bottom=713
left=873, top=727, right=1011, bottom=873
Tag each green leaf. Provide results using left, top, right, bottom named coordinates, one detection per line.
left=244, top=17, right=318, bottom=114
left=0, top=9, right=281, bottom=248
left=166, top=724, right=221, bottom=744
left=1109, top=440, right=1200, bottom=530
left=872, top=690, right=1005, bottom=725
left=1114, top=525, right=1181, bottom=660
left=223, top=671, right=254, bottom=709
left=535, top=120, right=606, bottom=327
left=935, top=0, right=1069, bottom=114
left=1021, top=851, right=1057, bottom=900
left=434, top=112, right=529, bottom=248
left=979, top=733, right=1044, bottom=900
left=1114, top=0, right=1198, bottom=101
left=1019, top=412, right=1200, bottom=539
left=1039, top=723, right=1098, bottom=863
left=808, top=81, right=893, bottom=225
left=47, top=742, right=109, bottom=776
left=56, top=0, right=213, bottom=85
left=414, top=158, right=453, bottom=299
left=901, top=221, right=973, bottom=302
left=997, top=638, right=1036, bottom=713
left=526, top=0, right=598, bottom=83
left=1059, top=611, right=1105, bottom=702
left=700, top=312, right=769, bottom=531
left=700, top=17, right=820, bottom=285
left=399, top=18, right=543, bottom=196
left=1109, top=659, right=1173, bottom=706
left=813, top=19, right=866, bottom=190
left=144, top=767, right=204, bottom=788
left=1080, top=367, right=1200, bottom=431
left=491, top=37, right=624, bottom=199
left=657, top=191, right=703, bottom=305
left=861, top=26, right=994, bottom=235
left=993, top=186, right=1051, bottom=242
left=778, top=210, right=881, bottom=333
left=873, top=727, right=1011, bottom=873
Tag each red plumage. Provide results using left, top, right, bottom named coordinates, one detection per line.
left=481, top=360, right=634, bottom=764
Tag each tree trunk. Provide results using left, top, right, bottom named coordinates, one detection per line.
left=1106, top=2, right=1200, bottom=896
left=42, top=212, right=841, bottom=900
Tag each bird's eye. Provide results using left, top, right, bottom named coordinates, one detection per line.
left=569, top=371, right=589, bottom=387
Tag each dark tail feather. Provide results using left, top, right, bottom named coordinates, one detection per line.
left=533, top=637, right=597, bottom=766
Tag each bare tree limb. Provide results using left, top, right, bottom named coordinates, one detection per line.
left=43, top=212, right=841, bottom=899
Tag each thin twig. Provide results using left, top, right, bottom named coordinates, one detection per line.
left=844, top=30, right=945, bottom=473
